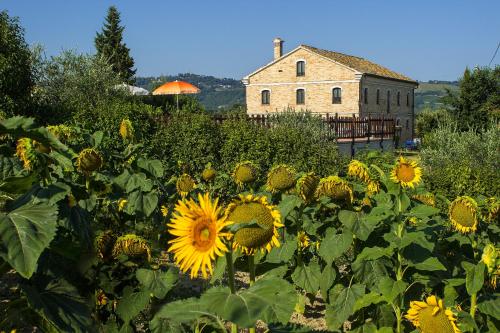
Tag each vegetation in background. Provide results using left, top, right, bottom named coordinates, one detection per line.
left=442, top=66, right=499, bottom=131
left=420, top=124, right=500, bottom=198
left=95, top=6, right=136, bottom=84
left=415, top=107, right=456, bottom=138
left=0, top=11, right=34, bottom=118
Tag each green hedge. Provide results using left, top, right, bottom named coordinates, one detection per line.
left=420, top=124, right=500, bottom=198
left=149, top=112, right=344, bottom=176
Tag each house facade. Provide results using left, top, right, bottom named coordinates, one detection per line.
left=242, top=39, right=418, bottom=142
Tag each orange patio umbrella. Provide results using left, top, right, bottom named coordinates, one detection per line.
left=152, top=80, right=200, bottom=111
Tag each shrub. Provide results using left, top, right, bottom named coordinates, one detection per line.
left=420, top=124, right=500, bottom=198
left=267, top=112, right=344, bottom=175
left=148, top=112, right=221, bottom=173
left=219, top=116, right=271, bottom=171
left=415, top=107, right=456, bottom=137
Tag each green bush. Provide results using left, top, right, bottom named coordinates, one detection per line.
left=415, top=107, right=456, bottom=138
left=219, top=116, right=271, bottom=172
left=148, top=112, right=221, bottom=173
left=420, top=124, right=500, bottom=198
left=267, top=112, right=344, bottom=175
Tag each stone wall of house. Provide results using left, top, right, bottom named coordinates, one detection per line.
left=245, top=48, right=361, bottom=115
left=360, top=76, right=417, bottom=143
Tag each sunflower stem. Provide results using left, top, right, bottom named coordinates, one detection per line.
left=248, top=255, right=256, bottom=286
left=394, top=306, right=402, bottom=333
left=225, top=249, right=238, bottom=333
left=225, top=250, right=236, bottom=294
left=470, top=292, right=477, bottom=319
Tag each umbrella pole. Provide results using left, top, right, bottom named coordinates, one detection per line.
left=176, top=94, right=179, bottom=112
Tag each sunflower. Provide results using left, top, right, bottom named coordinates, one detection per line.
left=232, top=161, right=258, bottom=187
left=297, top=231, right=310, bottom=250
left=94, top=230, right=116, bottom=260
left=176, top=174, right=195, bottom=198
left=76, top=148, right=103, bottom=174
left=202, top=167, right=216, bottom=182
left=413, top=193, right=436, bottom=207
left=15, top=138, right=37, bottom=170
left=486, top=197, right=499, bottom=223
left=405, top=295, right=461, bottom=333
left=96, top=289, right=108, bottom=307
left=296, top=172, right=320, bottom=202
left=167, top=193, right=230, bottom=279
left=119, top=118, right=134, bottom=141
left=347, top=160, right=371, bottom=183
left=449, top=196, right=479, bottom=233
left=112, top=234, right=151, bottom=261
left=482, top=243, right=498, bottom=274
left=390, top=156, right=422, bottom=189
left=225, top=194, right=283, bottom=255
left=315, top=176, right=353, bottom=204
left=161, top=205, right=169, bottom=217
left=47, top=124, right=75, bottom=142
left=117, top=198, right=128, bottom=211
left=266, top=164, right=296, bottom=193
left=367, top=180, right=380, bottom=195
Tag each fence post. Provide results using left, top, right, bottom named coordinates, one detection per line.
left=367, top=115, right=371, bottom=144
left=335, top=113, right=339, bottom=141
left=351, top=113, right=356, bottom=157
left=380, top=114, right=385, bottom=150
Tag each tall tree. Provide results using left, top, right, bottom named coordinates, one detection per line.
left=95, top=6, right=136, bottom=84
left=0, top=11, right=33, bottom=118
left=443, top=66, right=499, bottom=131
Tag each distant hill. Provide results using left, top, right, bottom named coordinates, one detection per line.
left=415, top=80, right=458, bottom=113
left=135, top=73, right=245, bottom=110
left=135, top=74, right=458, bottom=112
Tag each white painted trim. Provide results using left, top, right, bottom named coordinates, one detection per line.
left=330, top=86, right=343, bottom=90
left=260, top=88, right=272, bottom=92
left=295, top=87, right=306, bottom=91
left=296, top=58, right=307, bottom=64
left=247, top=79, right=358, bottom=87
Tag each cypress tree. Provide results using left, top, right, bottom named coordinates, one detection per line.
left=95, top=6, right=136, bottom=84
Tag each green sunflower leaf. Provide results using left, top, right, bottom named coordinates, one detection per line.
left=266, top=238, right=297, bottom=263
left=408, top=257, right=446, bottom=272
left=462, top=261, right=485, bottom=295
left=202, top=277, right=297, bottom=327
left=291, top=262, right=321, bottom=294
left=319, top=228, right=353, bottom=265
left=0, top=203, right=58, bottom=278
left=326, top=283, right=365, bottom=330
left=477, top=298, right=500, bottom=318
left=136, top=268, right=178, bottom=299
left=115, top=290, right=150, bottom=323
left=319, top=265, right=337, bottom=301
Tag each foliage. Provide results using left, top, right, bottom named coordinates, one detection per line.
left=0, top=11, right=34, bottom=118
left=420, top=124, right=500, bottom=198
left=95, top=6, right=136, bottom=83
left=33, top=50, right=125, bottom=124
left=442, top=66, right=500, bottom=131
left=415, top=107, right=456, bottom=138
left=1, top=115, right=499, bottom=333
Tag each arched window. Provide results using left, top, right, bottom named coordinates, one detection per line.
left=396, top=118, right=401, bottom=126
left=376, top=89, right=380, bottom=105
left=386, top=90, right=391, bottom=113
left=261, top=90, right=270, bottom=105
left=364, top=88, right=368, bottom=104
left=332, top=88, right=342, bottom=104
left=397, top=91, right=401, bottom=106
left=406, top=92, right=410, bottom=106
left=296, top=61, right=305, bottom=76
left=406, top=119, right=410, bottom=129
left=296, top=89, right=305, bottom=104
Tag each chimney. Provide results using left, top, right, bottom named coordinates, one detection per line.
left=273, top=38, right=284, bottom=60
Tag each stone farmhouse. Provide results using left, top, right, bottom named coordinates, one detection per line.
left=242, top=38, right=418, bottom=142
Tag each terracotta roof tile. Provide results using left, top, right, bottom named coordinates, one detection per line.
left=302, top=45, right=416, bottom=83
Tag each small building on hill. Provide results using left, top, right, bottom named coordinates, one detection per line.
left=242, top=38, right=418, bottom=142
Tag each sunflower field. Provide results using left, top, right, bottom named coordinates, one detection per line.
left=0, top=116, right=499, bottom=333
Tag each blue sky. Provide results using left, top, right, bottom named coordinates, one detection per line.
left=3, top=1, right=499, bottom=81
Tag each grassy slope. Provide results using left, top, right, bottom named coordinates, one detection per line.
left=415, top=82, right=458, bottom=113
